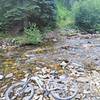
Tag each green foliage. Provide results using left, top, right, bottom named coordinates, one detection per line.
left=15, top=24, right=42, bottom=45
left=0, top=0, right=57, bottom=33
left=56, top=0, right=74, bottom=28
left=62, top=0, right=79, bottom=10
left=73, top=0, right=100, bottom=33
left=0, top=0, right=24, bottom=31
left=24, top=24, right=42, bottom=44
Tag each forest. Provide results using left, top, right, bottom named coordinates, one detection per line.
left=0, top=0, right=100, bottom=100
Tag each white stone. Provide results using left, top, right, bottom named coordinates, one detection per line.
left=0, top=74, right=4, bottom=80
left=5, top=73, right=13, bottom=78
left=59, top=74, right=68, bottom=81
left=60, top=61, right=67, bottom=68
left=52, top=38, right=57, bottom=42
left=0, top=97, right=5, bottom=100
left=21, top=78, right=27, bottom=82
left=24, top=87, right=31, bottom=93
left=77, top=77, right=89, bottom=83
left=96, top=66, right=100, bottom=71
left=34, top=94, right=39, bottom=99
left=39, top=95, right=43, bottom=100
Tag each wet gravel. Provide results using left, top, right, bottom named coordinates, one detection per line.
left=0, top=32, right=100, bottom=100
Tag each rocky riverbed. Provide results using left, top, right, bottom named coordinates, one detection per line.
left=0, top=30, right=100, bottom=100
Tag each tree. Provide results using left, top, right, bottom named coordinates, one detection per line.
left=62, top=0, right=78, bottom=10
left=0, top=0, right=57, bottom=34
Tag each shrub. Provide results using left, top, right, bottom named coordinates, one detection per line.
left=73, top=0, right=100, bottom=33
left=16, top=24, right=42, bottom=45
left=24, top=24, right=42, bottom=44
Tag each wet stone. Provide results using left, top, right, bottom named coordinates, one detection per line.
left=96, top=66, right=100, bottom=71
left=34, top=94, right=40, bottom=99
left=25, top=54, right=36, bottom=58
left=24, top=87, right=31, bottom=93
left=5, top=73, right=13, bottom=78
left=21, top=78, right=27, bottom=82
left=77, top=77, right=89, bottom=83
left=0, top=97, right=5, bottom=100
left=77, top=68, right=84, bottom=72
left=52, top=38, right=57, bottom=42
left=0, top=74, right=4, bottom=80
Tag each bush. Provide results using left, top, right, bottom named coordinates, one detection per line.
left=24, top=24, right=42, bottom=44
left=73, top=0, right=100, bottom=33
left=16, top=24, right=42, bottom=45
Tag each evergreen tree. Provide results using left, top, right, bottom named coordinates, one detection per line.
left=0, top=0, right=57, bottom=33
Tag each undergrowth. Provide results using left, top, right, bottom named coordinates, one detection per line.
left=56, top=0, right=74, bottom=28
left=0, top=24, right=42, bottom=45
left=15, top=24, right=42, bottom=45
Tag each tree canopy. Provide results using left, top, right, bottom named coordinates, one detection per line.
left=0, top=0, right=57, bottom=33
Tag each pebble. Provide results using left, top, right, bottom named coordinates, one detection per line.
left=72, top=62, right=83, bottom=68
left=1, top=93, right=4, bottom=97
left=96, top=66, right=100, bottom=71
left=5, top=73, right=13, bottom=78
left=75, top=94, right=81, bottom=99
left=59, top=74, right=68, bottom=81
left=34, top=94, right=40, bottom=99
left=83, top=90, right=91, bottom=94
left=36, top=67, right=41, bottom=70
left=21, top=78, right=27, bottom=82
left=25, top=54, right=35, bottom=58
left=52, top=38, right=57, bottom=42
left=77, top=77, right=89, bottom=83
left=39, top=95, right=43, bottom=100
left=0, top=97, right=5, bottom=100
left=77, top=68, right=84, bottom=72
left=77, top=72, right=85, bottom=77
left=0, top=74, right=4, bottom=80
left=24, top=87, right=31, bottom=93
